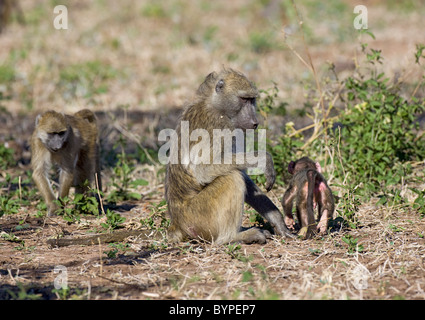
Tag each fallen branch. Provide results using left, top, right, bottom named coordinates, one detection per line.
left=46, top=229, right=164, bottom=247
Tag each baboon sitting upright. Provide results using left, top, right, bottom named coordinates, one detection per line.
left=165, top=69, right=294, bottom=244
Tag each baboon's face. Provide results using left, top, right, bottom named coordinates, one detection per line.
left=44, top=130, right=69, bottom=152
left=232, top=95, right=258, bottom=130
left=36, top=111, right=70, bottom=152
left=213, top=71, right=259, bottom=130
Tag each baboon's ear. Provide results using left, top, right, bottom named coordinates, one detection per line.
left=205, top=71, right=218, bottom=80
left=288, top=161, right=295, bottom=174
left=197, top=71, right=218, bottom=96
left=35, top=114, right=41, bottom=127
left=215, top=79, right=225, bottom=93
left=315, top=162, right=322, bottom=173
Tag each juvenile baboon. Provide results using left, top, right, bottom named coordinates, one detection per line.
left=165, top=69, right=294, bottom=244
left=31, top=109, right=101, bottom=216
left=281, top=157, right=334, bottom=239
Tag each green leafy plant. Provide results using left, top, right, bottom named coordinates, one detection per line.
left=0, top=63, right=15, bottom=84
left=225, top=243, right=253, bottom=263
left=141, top=199, right=169, bottom=231
left=0, top=196, right=20, bottom=216
left=104, top=242, right=130, bottom=258
left=0, top=173, right=24, bottom=216
left=101, top=209, right=126, bottom=231
left=335, top=187, right=361, bottom=229
left=139, top=200, right=169, bottom=250
left=55, top=197, right=80, bottom=223
left=414, top=43, right=425, bottom=64
left=333, top=45, right=425, bottom=195
left=52, top=287, right=70, bottom=300
left=376, top=187, right=407, bottom=208
left=388, top=223, right=405, bottom=233
left=35, top=201, right=47, bottom=218
left=73, top=193, right=100, bottom=215
left=248, top=31, right=281, bottom=54
left=5, top=282, right=42, bottom=300
left=107, top=135, right=148, bottom=203
left=411, top=187, right=425, bottom=217
left=342, top=234, right=364, bottom=254
left=0, top=144, right=14, bottom=170
left=0, top=231, right=24, bottom=245
left=55, top=187, right=100, bottom=223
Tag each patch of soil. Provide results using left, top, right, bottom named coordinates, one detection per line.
left=1, top=198, right=425, bottom=300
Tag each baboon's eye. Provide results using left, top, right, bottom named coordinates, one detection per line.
left=215, top=79, right=225, bottom=93
left=240, top=97, right=255, bottom=104
left=57, top=131, right=66, bottom=137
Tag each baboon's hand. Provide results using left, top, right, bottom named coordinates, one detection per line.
left=264, top=152, right=276, bottom=192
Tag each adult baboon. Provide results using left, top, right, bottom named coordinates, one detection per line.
left=165, top=69, right=294, bottom=244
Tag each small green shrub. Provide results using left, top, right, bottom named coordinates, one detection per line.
left=141, top=199, right=169, bottom=231
left=342, top=234, right=364, bottom=254
left=0, top=196, right=20, bottom=216
left=266, top=36, right=425, bottom=234
left=0, top=144, right=15, bottom=170
left=55, top=196, right=80, bottom=223
left=335, top=186, right=361, bottom=229
left=101, top=209, right=126, bottom=231
left=104, top=243, right=130, bottom=259
left=333, top=45, right=425, bottom=195
left=225, top=243, right=253, bottom=263
left=0, top=173, right=27, bottom=216
left=107, top=135, right=148, bottom=203
left=55, top=188, right=100, bottom=223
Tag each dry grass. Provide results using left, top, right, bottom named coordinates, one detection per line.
left=1, top=0, right=424, bottom=114
left=1, top=195, right=425, bottom=300
left=1, top=0, right=425, bottom=300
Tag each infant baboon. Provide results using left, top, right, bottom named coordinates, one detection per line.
left=31, top=109, right=101, bottom=216
left=281, top=157, right=334, bottom=239
left=165, top=69, right=294, bottom=244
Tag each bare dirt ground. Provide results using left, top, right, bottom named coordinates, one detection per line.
left=1, top=192, right=425, bottom=300
left=1, top=0, right=425, bottom=301
left=1, top=106, right=425, bottom=300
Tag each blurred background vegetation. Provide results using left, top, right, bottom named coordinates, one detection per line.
left=0, top=0, right=423, bottom=113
